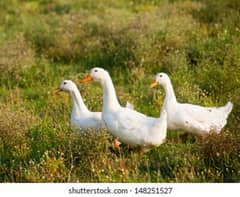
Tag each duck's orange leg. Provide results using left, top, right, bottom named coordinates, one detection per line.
left=114, top=138, right=121, bottom=152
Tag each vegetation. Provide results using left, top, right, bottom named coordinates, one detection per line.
left=0, top=0, right=239, bottom=182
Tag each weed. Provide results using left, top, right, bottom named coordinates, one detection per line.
left=0, top=0, right=239, bottom=182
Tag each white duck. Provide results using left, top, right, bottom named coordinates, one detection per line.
left=53, top=80, right=105, bottom=131
left=150, top=73, right=233, bottom=136
left=53, top=80, right=134, bottom=150
left=80, top=67, right=167, bottom=152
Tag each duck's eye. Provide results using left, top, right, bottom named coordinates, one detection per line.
left=94, top=69, right=98, bottom=72
left=159, top=74, right=163, bottom=78
left=63, top=82, right=67, bottom=85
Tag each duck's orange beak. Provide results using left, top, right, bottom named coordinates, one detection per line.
left=52, top=88, right=61, bottom=94
left=149, top=81, right=158, bottom=88
left=80, top=74, right=93, bottom=83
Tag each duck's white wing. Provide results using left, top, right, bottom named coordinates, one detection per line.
left=180, top=114, right=210, bottom=134
left=179, top=104, right=225, bottom=134
left=104, top=108, right=155, bottom=147
left=180, top=103, right=216, bottom=123
left=115, top=107, right=147, bottom=132
left=85, top=112, right=105, bottom=129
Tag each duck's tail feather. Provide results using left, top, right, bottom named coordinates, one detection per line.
left=159, top=109, right=168, bottom=139
left=159, top=109, right=167, bottom=122
left=125, top=101, right=134, bottom=110
left=212, top=102, right=233, bottom=134
left=224, top=101, right=233, bottom=118
left=150, top=109, right=168, bottom=145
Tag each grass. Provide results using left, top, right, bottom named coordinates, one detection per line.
left=0, top=0, right=239, bottom=182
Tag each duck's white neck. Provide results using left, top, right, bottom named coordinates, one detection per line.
left=69, top=86, right=89, bottom=118
left=101, top=74, right=121, bottom=112
left=163, top=79, right=177, bottom=105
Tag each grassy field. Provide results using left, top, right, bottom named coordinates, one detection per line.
left=0, top=0, right=240, bottom=182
